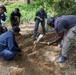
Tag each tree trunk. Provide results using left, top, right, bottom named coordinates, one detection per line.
left=27, top=0, right=30, bottom=4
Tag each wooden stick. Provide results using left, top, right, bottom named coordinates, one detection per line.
left=33, top=44, right=37, bottom=50
left=33, top=34, right=44, bottom=50
left=39, top=42, right=47, bottom=45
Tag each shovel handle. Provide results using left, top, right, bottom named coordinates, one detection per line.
left=39, top=42, right=47, bottom=45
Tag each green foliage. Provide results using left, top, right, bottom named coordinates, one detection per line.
left=5, top=0, right=76, bottom=23
left=53, top=0, right=76, bottom=16
left=5, top=1, right=52, bottom=23
left=5, top=3, right=36, bottom=23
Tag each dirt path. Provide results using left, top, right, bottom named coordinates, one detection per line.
left=0, top=22, right=76, bottom=75
left=20, top=22, right=34, bottom=35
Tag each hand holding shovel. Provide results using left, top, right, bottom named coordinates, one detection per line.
left=33, top=34, right=43, bottom=49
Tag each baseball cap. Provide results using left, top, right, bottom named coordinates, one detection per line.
left=47, top=17, right=54, bottom=26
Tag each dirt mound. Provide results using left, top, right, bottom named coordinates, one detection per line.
left=0, top=32, right=76, bottom=75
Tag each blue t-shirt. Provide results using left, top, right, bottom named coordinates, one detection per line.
left=55, top=15, right=76, bottom=33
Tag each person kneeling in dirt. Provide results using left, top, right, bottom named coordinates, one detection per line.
left=0, top=5, right=7, bottom=34
left=46, top=15, right=76, bottom=63
left=33, top=8, right=47, bottom=40
left=10, top=8, right=21, bottom=28
left=0, top=26, right=21, bottom=61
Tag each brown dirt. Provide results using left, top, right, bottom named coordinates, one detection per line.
left=0, top=22, right=76, bottom=75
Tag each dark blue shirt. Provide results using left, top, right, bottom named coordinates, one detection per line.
left=0, top=30, right=21, bottom=52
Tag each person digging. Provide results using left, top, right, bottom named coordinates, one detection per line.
left=34, top=15, right=76, bottom=63
left=46, top=15, right=76, bottom=63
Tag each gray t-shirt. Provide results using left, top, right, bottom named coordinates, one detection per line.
left=56, top=15, right=76, bottom=33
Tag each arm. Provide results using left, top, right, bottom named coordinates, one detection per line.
left=10, top=12, right=13, bottom=18
left=35, top=10, right=43, bottom=21
left=14, top=16, right=20, bottom=23
left=47, top=20, right=67, bottom=45
left=18, top=17, right=20, bottom=24
left=47, top=31, right=64, bottom=45
left=17, top=13, right=21, bottom=24
left=36, top=16, right=43, bottom=21
left=44, top=10, right=47, bottom=19
left=7, top=37, right=21, bottom=52
left=10, top=12, right=15, bottom=20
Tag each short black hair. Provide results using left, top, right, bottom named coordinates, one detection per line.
left=15, top=8, right=19, bottom=12
left=40, top=8, right=44, bottom=13
left=12, top=26, right=20, bottom=32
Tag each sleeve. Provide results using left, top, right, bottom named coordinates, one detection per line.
left=56, top=20, right=67, bottom=33
left=19, top=13, right=21, bottom=17
left=35, top=10, right=39, bottom=16
left=7, top=37, right=21, bottom=52
left=10, top=12, right=14, bottom=18
left=18, top=13, right=21, bottom=20
left=44, top=10, right=47, bottom=18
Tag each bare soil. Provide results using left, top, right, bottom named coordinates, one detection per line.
left=0, top=22, right=76, bottom=75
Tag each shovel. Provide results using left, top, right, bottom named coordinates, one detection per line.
left=33, top=34, right=43, bottom=49
left=39, top=42, right=47, bottom=45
